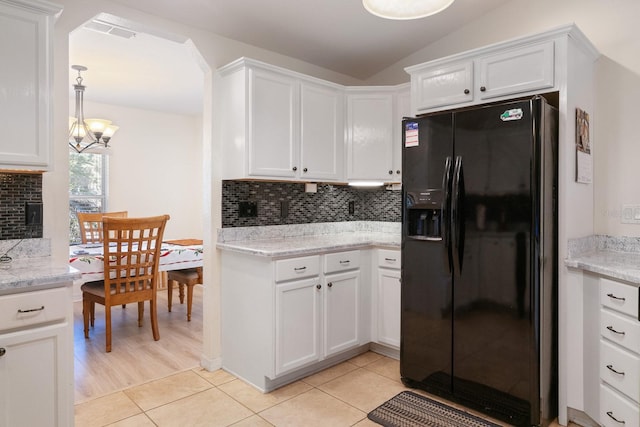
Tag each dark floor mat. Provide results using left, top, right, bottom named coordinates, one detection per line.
left=368, top=391, right=503, bottom=427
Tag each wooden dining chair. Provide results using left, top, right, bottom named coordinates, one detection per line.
left=81, top=214, right=170, bottom=352
left=77, top=211, right=128, bottom=244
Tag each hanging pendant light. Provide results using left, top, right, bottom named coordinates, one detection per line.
left=363, top=0, right=454, bottom=20
left=68, top=65, right=119, bottom=153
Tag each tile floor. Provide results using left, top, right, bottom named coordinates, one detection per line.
left=74, top=351, right=573, bottom=427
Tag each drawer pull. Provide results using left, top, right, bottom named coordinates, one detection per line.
left=0, top=348, right=5, bottom=357
left=606, top=325, right=626, bottom=335
left=385, top=258, right=397, bottom=262
left=606, top=411, right=626, bottom=424
left=328, top=282, right=333, bottom=288
left=339, top=260, right=350, bottom=264
left=294, top=267, right=307, bottom=271
left=316, top=284, right=321, bottom=290
left=17, top=306, right=45, bottom=313
left=606, top=364, right=625, bottom=376
left=607, top=293, right=626, bottom=302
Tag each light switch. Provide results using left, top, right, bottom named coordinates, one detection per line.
left=621, top=205, right=640, bottom=224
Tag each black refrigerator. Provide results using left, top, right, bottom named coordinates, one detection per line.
left=400, top=96, right=558, bottom=427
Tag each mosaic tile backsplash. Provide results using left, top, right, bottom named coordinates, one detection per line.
left=0, top=173, right=43, bottom=240
left=222, top=180, right=401, bottom=227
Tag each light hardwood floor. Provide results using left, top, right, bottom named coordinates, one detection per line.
left=73, top=284, right=204, bottom=403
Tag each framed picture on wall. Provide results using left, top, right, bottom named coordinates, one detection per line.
left=576, top=107, right=592, bottom=184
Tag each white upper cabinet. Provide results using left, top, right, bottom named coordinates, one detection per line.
left=393, top=84, right=411, bottom=183
left=410, top=60, right=474, bottom=111
left=0, top=0, right=60, bottom=170
left=407, top=39, right=556, bottom=114
left=300, top=81, right=344, bottom=181
left=477, top=41, right=554, bottom=101
left=218, top=58, right=344, bottom=182
left=249, top=67, right=298, bottom=178
left=346, top=89, right=394, bottom=181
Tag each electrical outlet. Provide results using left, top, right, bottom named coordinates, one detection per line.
left=238, top=201, right=258, bottom=218
left=280, top=200, right=289, bottom=219
left=348, top=201, right=355, bottom=215
left=621, top=205, right=640, bottom=224
left=25, top=202, right=43, bottom=225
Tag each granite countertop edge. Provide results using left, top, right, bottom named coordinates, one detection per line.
left=0, top=257, right=81, bottom=296
left=217, top=232, right=401, bottom=258
left=565, top=251, right=640, bottom=285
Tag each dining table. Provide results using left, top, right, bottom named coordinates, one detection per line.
left=69, top=238, right=204, bottom=286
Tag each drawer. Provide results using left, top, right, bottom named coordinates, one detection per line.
left=600, top=340, right=640, bottom=402
left=601, top=384, right=640, bottom=427
left=0, top=287, right=69, bottom=332
left=275, top=255, right=320, bottom=282
left=378, top=249, right=401, bottom=269
left=324, top=250, right=360, bottom=274
left=601, top=278, right=639, bottom=319
left=601, top=308, right=640, bottom=354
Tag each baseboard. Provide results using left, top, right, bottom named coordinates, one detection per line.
left=567, top=407, right=599, bottom=427
left=200, top=355, right=222, bottom=372
left=369, top=342, right=399, bottom=360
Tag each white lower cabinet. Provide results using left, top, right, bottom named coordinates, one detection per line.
left=0, top=286, right=73, bottom=427
left=374, top=249, right=401, bottom=349
left=221, top=249, right=364, bottom=391
left=598, top=277, right=640, bottom=427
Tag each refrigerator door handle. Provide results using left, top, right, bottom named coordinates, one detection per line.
left=442, top=156, right=453, bottom=273
left=451, top=156, right=465, bottom=274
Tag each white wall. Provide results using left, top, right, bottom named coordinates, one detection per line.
left=594, top=57, right=640, bottom=237
left=80, top=100, right=204, bottom=240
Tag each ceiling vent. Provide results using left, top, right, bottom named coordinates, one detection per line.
left=84, top=19, right=136, bottom=39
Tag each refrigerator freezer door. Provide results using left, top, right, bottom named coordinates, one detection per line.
left=400, top=114, right=454, bottom=394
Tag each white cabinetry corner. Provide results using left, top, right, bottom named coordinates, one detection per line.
left=217, top=58, right=344, bottom=182
left=0, top=0, right=61, bottom=170
left=0, top=285, right=74, bottom=427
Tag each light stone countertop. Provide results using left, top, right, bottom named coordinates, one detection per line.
left=565, top=235, right=640, bottom=284
left=217, top=221, right=401, bottom=257
left=217, top=231, right=400, bottom=257
left=0, top=238, right=81, bottom=296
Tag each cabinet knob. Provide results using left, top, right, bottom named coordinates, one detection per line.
left=0, top=348, right=5, bottom=357
left=464, top=89, right=470, bottom=94
left=292, top=166, right=297, bottom=171
left=396, top=170, right=401, bottom=174
left=388, top=170, right=393, bottom=175
left=480, top=86, right=486, bottom=92
left=303, top=168, right=308, bottom=172
left=327, top=282, right=333, bottom=288
left=316, top=284, right=321, bottom=289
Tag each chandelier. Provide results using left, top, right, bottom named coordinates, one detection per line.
left=68, top=65, right=119, bottom=153
left=362, top=0, right=454, bottom=20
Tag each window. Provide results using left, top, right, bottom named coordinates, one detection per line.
left=69, top=152, right=108, bottom=244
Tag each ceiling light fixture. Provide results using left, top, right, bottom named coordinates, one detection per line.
left=362, top=0, right=454, bottom=20
left=68, top=65, right=119, bottom=153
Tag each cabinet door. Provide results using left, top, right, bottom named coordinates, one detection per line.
left=478, top=40, right=554, bottom=100
left=275, top=277, right=321, bottom=375
left=0, top=2, right=57, bottom=169
left=377, top=268, right=401, bottom=348
left=393, top=86, right=411, bottom=183
left=346, top=92, right=394, bottom=181
left=412, top=60, right=473, bottom=113
left=248, top=67, right=298, bottom=178
left=324, top=271, right=359, bottom=357
left=0, top=322, right=71, bottom=427
left=300, top=82, right=344, bottom=181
